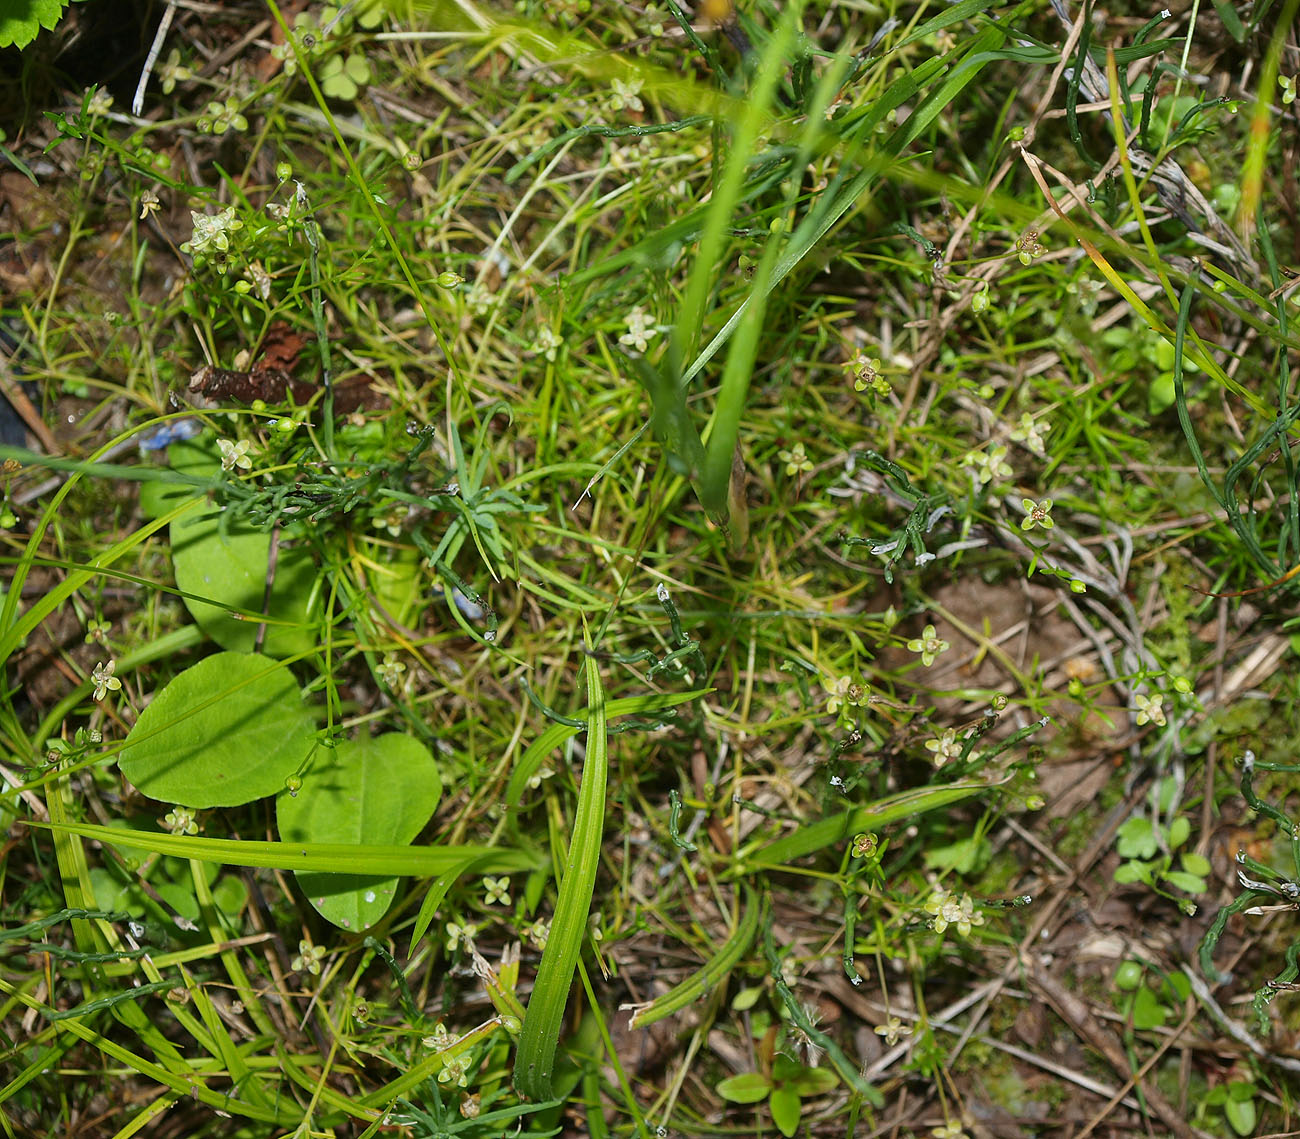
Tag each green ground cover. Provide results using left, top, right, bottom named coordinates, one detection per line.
left=1, top=0, right=1300, bottom=1135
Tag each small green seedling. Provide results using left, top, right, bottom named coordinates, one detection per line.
left=1114, top=810, right=1211, bottom=914
left=1197, top=1079, right=1258, bottom=1137
left=716, top=1056, right=839, bottom=1138
left=1111, top=959, right=1190, bottom=1031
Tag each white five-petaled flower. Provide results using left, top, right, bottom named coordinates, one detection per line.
left=906, top=625, right=950, bottom=667
left=1020, top=497, right=1054, bottom=531
left=91, top=660, right=121, bottom=701
left=1134, top=692, right=1166, bottom=727
left=218, top=438, right=252, bottom=472
left=926, top=728, right=963, bottom=767
left=618, top=307, right=657, bottom=353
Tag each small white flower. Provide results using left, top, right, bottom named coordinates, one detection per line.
left=1009, top=412, right=1049, bottom=456
left=874, top=1016, right=912, bottom=1046
left=778, top=442, right=813, bottom=476
left=618, top=307, right=657, bottom=353
left=965, top=445, right=1012, bottom=486
left=218, top=438, right=252, bottom=472
left=377, top=652, right=406, bottom=688
left=1134, top=692, right=1166, bottom=727
left=823, top=675, right=853, bottom=714
left=91, top=660, right=121, bottom=701
left=158, top=48, right=192, bottom=94
left=445, top=921, right=477, bottom=953
left=438, top=1052, right=471, bottom=1087
left=930, top=892, right=984, bottom=937
left=525, top=762, right=554, bottom=791
left=926, top=729, right=962, bottom=768
left=609, top=77, right=644, bottom=113
left=1020, top=497, right=1054, bottom=531
left=185, top=207, right=244, bottom=256
left=86, top=88, right=113, bottom=117
left=906, top=625, right=950, bottom=667
left=291, top=939, right=327, bottom=975
left=482, top=876, right=510, bottom=906
left=162, top=807, right=198, bottom=836
left=535, top=325, right=560, bottom=362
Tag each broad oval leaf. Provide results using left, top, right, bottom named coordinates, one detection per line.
left=276, top=733, right=442, bottom=931
left=769, top=1085, right=802, bottom=1138
left=138, top=435, right=217, bottom=520
left=119, top=652, right=316, bottom=807
left=716, top=1073, right=772, bottom=1104
left=171, top=505, right=319, bottom=658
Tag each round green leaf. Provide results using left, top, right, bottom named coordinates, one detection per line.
left=171, top=505, right=320, bottom=658
left=276, top=733, right=442, bottom=931
left=119, top=652, right=316, bottom=807
left=1113, top=960, right=1144, bottom=991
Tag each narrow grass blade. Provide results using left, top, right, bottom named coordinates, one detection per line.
left=514, top=655, right=609, bottom=1101
left=735, top=783, right=991, bottom=873
left=0, top=977, right=296, bottom=1125
left=36, top=823, right=535, bottom=877
left=627, top=884, right=758, bottom=1029
left=506, top=689, right=705, bottom=807
left=671, top=4, right=799, bottom=365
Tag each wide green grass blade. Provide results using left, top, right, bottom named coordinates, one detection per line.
left=514, top=654, right=608, bottom=1101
